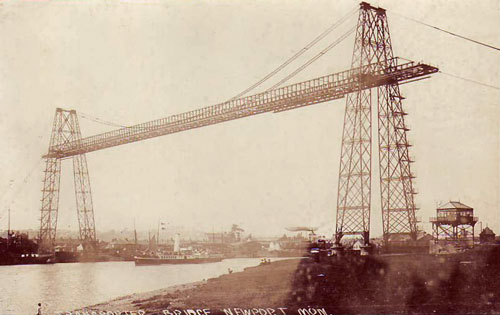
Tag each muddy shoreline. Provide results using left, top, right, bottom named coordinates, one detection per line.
left=74, top=281, right=207, bottom=314
left=77, top=247, right=500, bottom=315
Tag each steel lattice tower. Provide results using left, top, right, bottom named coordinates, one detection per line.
left=40, top=108, right=96, bottom=252
left=336, top=2, right=418, bottom=245
left=38, top=2, right=437, bottom=252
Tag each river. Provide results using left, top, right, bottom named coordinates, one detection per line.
left=0, top=258, right=276, bottom=315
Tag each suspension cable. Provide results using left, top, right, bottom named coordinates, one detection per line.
left=439, top=71, right=500, bottom=90
left=78, top=112, right=127, bottom=128
left=230, top=6, right=357, bottom=100
left=390, top=10, right=500, bottom=52
left=77, top=8, right=358, bottom=130
left=77, top=25, right=356, bottom=133
left=267, top=26, right=356, bottom=90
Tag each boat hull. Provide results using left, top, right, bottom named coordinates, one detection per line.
left=0, top=253, right=55, bottom=265
left=134, top=256, right=223, bottom=266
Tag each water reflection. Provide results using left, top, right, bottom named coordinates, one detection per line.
left=0, top=258, right=267, bottom=315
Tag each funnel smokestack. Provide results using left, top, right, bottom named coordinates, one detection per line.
left=174, top=234, right=180, bottom=253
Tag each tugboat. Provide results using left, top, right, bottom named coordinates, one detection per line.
left=134, top=233, right=223, bottom=266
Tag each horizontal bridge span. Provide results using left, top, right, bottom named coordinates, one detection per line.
left=44, top=58, right=437, bottom=159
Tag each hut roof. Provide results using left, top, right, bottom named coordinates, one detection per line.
left=437, top=201, right=473, bottom=211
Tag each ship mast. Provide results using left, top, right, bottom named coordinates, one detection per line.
left=157, top=219, right=160, bottom=246
left=133, top=218, right=138, bottom=246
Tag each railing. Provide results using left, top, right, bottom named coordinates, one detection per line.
left=430, top=216, right=479, bottom=223
left=44, top=58, right=438, bottom=158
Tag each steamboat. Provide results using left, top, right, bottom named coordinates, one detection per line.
left=134, top=233, right=223, bottom=265
left=134, top=252, right=223, bottom=265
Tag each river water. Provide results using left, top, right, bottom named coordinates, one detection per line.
left=0, top=258, right=274, bottom=315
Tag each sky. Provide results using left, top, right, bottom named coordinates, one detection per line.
left=0, top=0, right=498, bottom=238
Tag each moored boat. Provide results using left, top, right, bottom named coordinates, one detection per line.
left=0, top=252, right=55, bottom=265
left=134, top=253, right=223, bottom=266
left=135, top=232, right=223, bottom=265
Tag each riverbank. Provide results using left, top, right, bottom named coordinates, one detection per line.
left=77, top=259, right=302, bottom=314
left=78, top=246, right=500, bottom=315
left=74, top=281, right=206, bottom=313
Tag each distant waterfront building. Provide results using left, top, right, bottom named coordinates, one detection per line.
left=430, top=201, right=478, bottom=247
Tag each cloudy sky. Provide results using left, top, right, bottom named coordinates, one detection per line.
left=0, top=0, right=498, bottom=238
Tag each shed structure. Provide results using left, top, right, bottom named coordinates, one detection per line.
left=479, top=227, right=496, bottom=243
left=430, top=201, right=477, bottom=246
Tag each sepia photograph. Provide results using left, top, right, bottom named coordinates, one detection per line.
left=0, top=0, right=498, bottom=314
